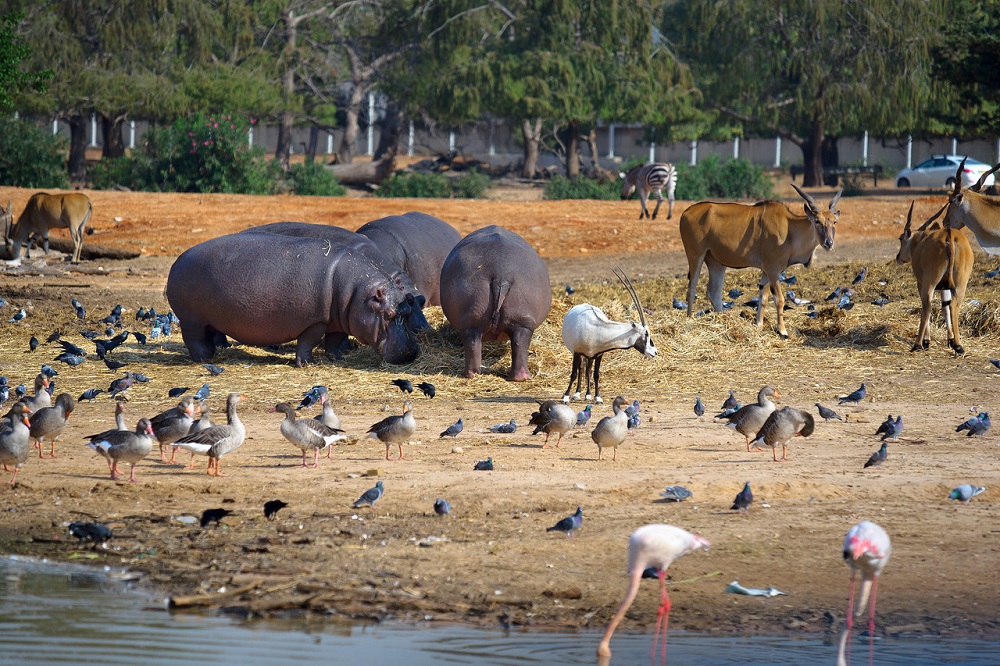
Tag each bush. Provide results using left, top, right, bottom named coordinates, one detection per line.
left=0, top=117, right=69, bottom=188
left=675, top=155, right=774, bottom=200
left=286, top=161, right=347, bottom=196
left=91, top=113, right=279, bottom=194
left=543, top=175, right=619, bottom=200
left=375, top=171, right=452, bottom=198
left=451, top=169, right=491, bottom=199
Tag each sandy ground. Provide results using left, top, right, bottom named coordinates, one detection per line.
left=1, top=181, right=999, bottom=649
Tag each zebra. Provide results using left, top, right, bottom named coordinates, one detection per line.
left=620, top=162, right=677, bottom=220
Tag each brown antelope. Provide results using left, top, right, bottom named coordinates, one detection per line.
left=896, top=201, right=973, bottom=354
left=3, top=192, right=93, bottom=264
left=931, top=158, right=1000, bottom=255
left=679, top=184, right=842, bottom=337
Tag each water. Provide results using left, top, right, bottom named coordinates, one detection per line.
left=0, top=556, right=996, bottom=665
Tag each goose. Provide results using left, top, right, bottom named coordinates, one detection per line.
left=271, top=402, right=346, bottom=467
left=29, top=393, right=75, bottom=458
left=724, top=385, right=780, bottom=452
left=0, top=403, right=33, bottom=485
left=366, top=401, right=415, bottom=461
left=22, top=374, right=51, bottom=413
left=172, top=393, right=245, bottom=476
left=751, top=406, right=815, bottom=462
left=149, top=396, right=197, bottom=463
left=591, top=396, right=629, bottom=461
left=529, top=400, right=577, bottom=448
left=179, top=402, right=214, bottom=469
left=313, top=394, right=342, bottom=459
left=86, top=418, right=155, bottom=482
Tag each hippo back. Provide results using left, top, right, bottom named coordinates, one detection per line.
left=356, top=212, right=462, bottom=306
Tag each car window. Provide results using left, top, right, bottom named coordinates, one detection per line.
left=913, top=159, right=934, bottom=170
left=932, top=158, right=952, bottom=168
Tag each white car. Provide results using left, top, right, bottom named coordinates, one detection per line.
left=895, top=154, right=996, bottom=189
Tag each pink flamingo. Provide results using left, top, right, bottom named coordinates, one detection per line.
left=837, top=521, right=891, bottom=666
left=597, top=524, right=710, bottom=662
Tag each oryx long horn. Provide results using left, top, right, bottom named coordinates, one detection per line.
left=972, top=161, right=1000, bottom=192
left=790, top=182, right=818, bottom=211
left=613, top=267, right=646, bottom=328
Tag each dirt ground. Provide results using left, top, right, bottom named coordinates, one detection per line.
left=1, top=180, right=1000, bottom=649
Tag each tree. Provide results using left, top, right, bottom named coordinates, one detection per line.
left=664, top=0, right=944, bottom=186
left=0, top=11, right=49, bottom=111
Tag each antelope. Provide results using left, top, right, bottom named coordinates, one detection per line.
left=933, top=158, right=1000, bottom=255
left=679, top=184, right=842, bottom=338
left=3, top=192, right=93, bottom=264
left=896, top=201, right=973, bottom=354
left=561, top=268, right=657, bottom=404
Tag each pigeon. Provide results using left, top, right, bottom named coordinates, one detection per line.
left=74, top=304, right=86, bottom=320
left=15, top=384, right=26, bottom=399
left=473, top=457, right=494, bottom=471
left=78, top=388, right=104, bottom=402
left=731, top=482, right=753, bottom=513
left=0, top=385, right=8, bottom=406
left=948, top=485, right=987, bottom=504
left=56, top=340, right=87, bottom=356
left=576, top=404, right=592, bottom=427
left=104, top=357, right=128, bottom=371
left=392, top=378, right=413, bottom=393
left=417, top=381, right=436, bottom=398
left=194, top=383, right=210, bottom=401
left=672, top=297, right=687, bottom=310
left=876, top=415, right=902, bottom=441
left=625, top=399, right=640, bottom=418
left=839, top=382, right=866, bottom=405
left=129, top=372, right=150, bottom=383
left=990, top=359, right=1000, bottom=370
left=871, top=297, right=891, bottom=306
left=864, top=442, right=888, bottom=468
left=721, top=390, right=739, bottom=411
left=487, top=419, right=517, bottom=434
left=29, top=335, right=38, bottom=352
left=68, top=522, right=113, bottom=546
left=0, top=298, right=5, bottom=307
left=660, top=486, right=693, bottom=502
left=694, top=397, right=705, bottom=419
left=168, top=387, right=190, bottom=398
left=8, top=308, right=26, bottom=323
left=852, top=266, right=867, bottom=284
left=108, top=373, right=133, bottom=399
left=786, top=291, right=810, bottom=306
left=439, top=418, right=463, bottom=438
left=41, top=365, right=59, bottom=378
left=79, top=330, right=99, bottom=340
left=56, top=353, right=86, bottom=367
left=565, top=284, right=575, bottom=295
left=779, top=271, right=797, bottom=285
left=985, top=268, right=999, bottom=279
left=434, top=498, right=451, bottom=516
left=298, top=387, right=324, bottom=410
left=815, top=403, right=843, bottom=422
left=825, top=287, right=843, bottom=301
left=836, top=293, right=854, bottom=310
left=203, top=363, right=225, bottom=376
left=728, top=288, right=743, bottom=299
left=546, top=506, right=583, bottom=537
left=352, top=481, right=384, bottom=509
left=264, top=499, right=288, bottom=520
left=642, top=567, right=661, bottom=579
left=200, top=508, right=232, bottom=527
left=956, top=412, right=991, bottom=437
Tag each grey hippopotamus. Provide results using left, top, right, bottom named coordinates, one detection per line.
left=355, top=212, right=462, bottom=306
left=165, top=232, right=420, bottom=367
left=243, top=221, right=429, bottom=333
left=439, top=225, right=552, bottom=381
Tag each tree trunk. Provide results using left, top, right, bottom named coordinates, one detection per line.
left=564, top=119, right=581, bottom=178
left=520, top=118, right=541, bottom=179
left=328, top=147, right=396, bottom=185
left=800, top=120, right=825, bottom=187
left=374, top=102, right=404, bottom=161
left=66, top=114, right=88, bottom=182
left=274, top=9, right=297, bottom=171
left=305, top=125, right=319, bottom=164
left=821, top=135, right=840, bottom=187
left=100, top=115, right=126, bottom=159
left=337, top=87, right=366, bottom=164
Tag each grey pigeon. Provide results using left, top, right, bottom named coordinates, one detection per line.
left=871, top=297, right=891, bottom=306
left=546, top=506, right=583, bottom=537
left=487, top=419, right=517, bottom=434
left=949, top=485, right=986, bottom=504
left=779, top=271, right=797, bottom=285
left=129, top=372, right=150, bottom=383
left=352, top=481, right=384, bottom=509
left=956, top=412, right=991, bottom=437
left=660, top=486, right=693, bottom=502
left=986, top=268, right=1000, bottom=279
left=825, top=287, right=843, bottom=301
left=672, top=297, right=687, bottom=310
left=694, top=397, right=705, bottom=419
left=434, top=498, right=451, bottom=516
left=194, top=383, right=210, bottom=401
left=203, top=363, right=225, bottom=376
left=473, top=456, right=494, bottom=471
left=728, top=288, right=743, bottom=299
left=864, top=442, right=888, bottom=468
left=839, top=382, right=866, bottom=405
left=715, top=403, right=742, bottom=419
left=815, top=403, right=843, bottom=422
left=576, top=404, right=592, bottom=427
left=731, top=482, right=753, bottom=513
left=565, top=284, right=575, bottom=295
left=78, top=388, right=104, bottom=402
left=878, top=415, right=902, bottom=442
left=625, top=399, right=640, bottom=418
left=721, top=390, right=739, bottom=411
left=852, top=266, right=867, bottom=284
left=439, top=418, right=463, bottom=438
left=41, top=365, right=59, bottom=378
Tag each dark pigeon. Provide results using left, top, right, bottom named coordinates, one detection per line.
left=264, top=499, right=288, bottom=520
left=731, top=482, right=753, bottom=513
left=825, top=287, right=843, bottom=301
left=864, top=442, right=888, bottom=468
left=473, top=457, right=494, bottom=471
left=546, top=506, right=583, bottom=537
left=41, top=365, right=59, bottom=378
left=440, top=418, right=463, bottom=438
left=79, top=330, right=99, bottom=340
left=985, top=268, right=1000, bottom=279
left=78, top=388, right=104, bottom=402
left=839, top=382, right=866, bottom=405
left=956, top=412, right=991, bottom=437
left=29, top=336, right=38, bottom=352
left=392, top=379, right=413, bottom=393
left=108, top=373, right=133, bottom=399
left=417, top=382, right=436, bottom=398
left=104, top=357, right=128, bottom=371
left=642, top=567, right=661, bottom=579
left=815, top=403, right=843, bottom=422
left=990, top=359, right=1000, bottom=370
left=203, top=363, right=225, bottom=376
left=200, top=508, right=232, bottom=527
left=434, top=498, right=451, bottom=516
left=694, top=397, right=705, bottom=419
left=352, top=481, right=384, bottom=509
left=168, top=387, right=190, bottom=398
left=852, top=266, right=867, bottom=284
left=565, top=284, right=575, bottom=295
left=721, top=390, right=739, bottom=411
left=57, top=340, right=87, bottom=356
left=879, top=415, right=902, bottom=441
left=728, top=288, right=743, bottom=299
left=487, top=419, right=517, bottom=434
left=46, top=331, right=62, bottom=343
left=68, top=522, right=113, bottom=546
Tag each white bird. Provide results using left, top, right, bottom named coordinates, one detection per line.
left=836, top=521, right=891, bottom=666
left=597, top=524, right=710, bottom=661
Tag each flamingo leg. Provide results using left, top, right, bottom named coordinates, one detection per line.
left=846, top=570, right=857, bottom=666
left=868, top=578, right=878, bottom=666
left=651, top=570, right=672, bottom=665
left=597, top=568, right=644, bottom=659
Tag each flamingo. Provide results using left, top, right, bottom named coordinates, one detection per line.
left=597, top=524, right=710, bottom=662
left=836, top=521, right=891, bottom=666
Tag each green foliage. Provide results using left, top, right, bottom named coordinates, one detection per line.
left=675, top=156, right=774, bottom=200
left=286, top=161, right=347, bottom=197
left=0, top=117, right=69, bottom=188
left=451, top=169, right=491, bottom=199
left=91, top=113, right=279, bottom=194
left=544, top=176, right=619, bottom=200
left=376, top=172, right=452, bottom=198
left=0, top=12, right=50, bottom=112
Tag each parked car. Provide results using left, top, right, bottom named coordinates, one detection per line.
left=895, top=154, right=996, bottom=189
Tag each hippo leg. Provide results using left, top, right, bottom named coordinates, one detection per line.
left=324, top=332, right=349, bottom=360
left=507, top=326, right=534, bottom=382
left=294, top=323, right=327, bottom=367
left=213, top=331, right=231, bottom=349
left=461, top=328, right=483, bottom=378
left=180, top=323, right=216, bottom=362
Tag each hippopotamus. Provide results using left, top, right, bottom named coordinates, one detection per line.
left=165, top=232, right=420, bottom=367
left=355, top=212, right=462, bottom=307
left=243, top=221, right=429, bottom=333
left=439, top=225, right=552, bottom=381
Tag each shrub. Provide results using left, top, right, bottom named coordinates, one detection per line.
left=91, top=113, right=279, bottom=194
left=286, top=161, right=347, bottom=196
left=0, top=116, right=69, bottom=188
left=375, top=171, right=452, bottom=198
left=452, top=169, right=491, bottom=199
left=543, top=175, right=619, bottom=200
left=675, top=155, right=774, bottom=200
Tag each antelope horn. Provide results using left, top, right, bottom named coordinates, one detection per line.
left=904, top=201, right=914, bottom=232
left=829, top=188, right=843, bottom=212
left=790, top=182, right=818, bottom=211
left=613, top=267, right=646, bottom=328
left=952, top=158, right=966, bottom=197
left=972, top=161, right=1000, bottom=192
left=916, top=201, right=949, bottom=232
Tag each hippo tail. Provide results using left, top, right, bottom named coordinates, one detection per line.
left=490, top=279, right=512, bottom=331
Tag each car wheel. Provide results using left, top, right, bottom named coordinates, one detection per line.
left=945, top=177, right=956, bottom=188
left=897, top=178, right=910, bottom=187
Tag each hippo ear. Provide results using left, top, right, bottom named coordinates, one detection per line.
left=415, top=294, right=426, bottom=308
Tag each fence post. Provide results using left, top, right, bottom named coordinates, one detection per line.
left=952, top=137, right=958, bottom=155
left=129, top=120, right=135, bottom=149
left=408, top=121, right=415, bottom=157
left=248, top=127, right=254, bottom=147
left=906, top=134, right=913, bottom=169
left=488, top=119, right=495, bottom=157
left=327, top=132, right=333, bottom=155
left=862, top=131, right=869, bottom=167
left=690, top=139, right=698, bottom=166
left=648, top=142, right=655, bottom=162
left=90, top=114, right=98, bottom=148
left=367, top=93, right=374, bottom=156
left=607, top=123, right=615, bottom=158
left=733, top=136, right=740, bottom=159
left=774, top=136, right=781, bottom=167
left=449, top=130, right=455, bottom=154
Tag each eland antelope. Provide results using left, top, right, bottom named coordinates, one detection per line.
left=933, top=158, right=1000, bottom=255
left=3, top=192, right=92, bottom=264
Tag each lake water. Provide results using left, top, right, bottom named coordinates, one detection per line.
left=0, top=555, right=996, bottom=665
